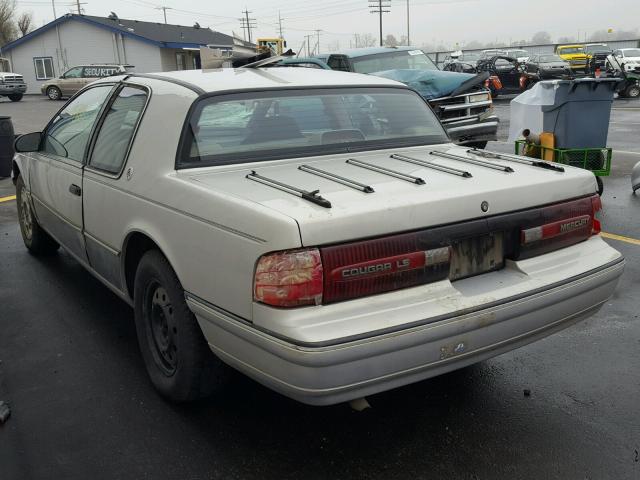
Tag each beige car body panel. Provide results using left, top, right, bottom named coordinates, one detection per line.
left=13, top=68, right=624, bottom=405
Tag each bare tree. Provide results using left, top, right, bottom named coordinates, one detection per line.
left=353, top=33, right=376, bottom=48
left=557, top=36, right=577, bottom=44
left=16, top=11, right=32, bottom=36
left=531, top=31, right=551, bottom=45
left=383, top=34, right=398, bottom=47
left=0, top=0, right=17, bottom=46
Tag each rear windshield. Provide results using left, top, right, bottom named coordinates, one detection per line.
left=559, top=47, right=585, bottom=54
left=178, top=87, right=448, bottom=168
left=351, top=50, right=438, bottom=74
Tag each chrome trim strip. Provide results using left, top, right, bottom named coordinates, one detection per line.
left=441, top=100, right=492, bottom=111
left=84, top=231, right=121, bottom=256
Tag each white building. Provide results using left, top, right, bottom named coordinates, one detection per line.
left=0, top=13, right=251, bottom=93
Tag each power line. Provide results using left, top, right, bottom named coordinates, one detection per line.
left=239, top=9, right=256, bottom=43
left=155, top=6, right=172, bottom=24
left=369, top=0, right=391, bottom=47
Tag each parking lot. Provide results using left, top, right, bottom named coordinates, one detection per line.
left=1, top=95, right=639, bottom=480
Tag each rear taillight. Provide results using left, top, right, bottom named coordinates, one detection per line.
left=321, top=236, right=451, bottom=304
left=518, top=194, right=601, bottom=259
left=254, top=248, right=323, bottom=307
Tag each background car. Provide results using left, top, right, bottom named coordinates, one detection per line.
left=556, top=44, right=589, bottom=72
left=476, top=55, right=525, bottom=96
left=613, top=48, right=640, bottom=72
left=526, top=54, right=571, bottom=78
left=40, top=63, right=135, bottom=100
left=505, top=49, right=530, bottom=63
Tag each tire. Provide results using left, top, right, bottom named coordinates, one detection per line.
left=8, top=94, right=22, bottom=102
left=596, top=176, right=604, bottom=196
left=134, top=250, right=227, bottom=402
left=624, top=84, right=640, bottom=99
left=15, top=175, right=60, bottom=255
left=46, top=86, right=62, bottom=101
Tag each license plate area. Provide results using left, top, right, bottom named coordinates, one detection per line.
left=450, top=233, right=504, bottom=281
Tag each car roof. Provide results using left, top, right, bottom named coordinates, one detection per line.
left=117, top=67, right=405, bottom=93
left=329, top=46, right=418, bottom=58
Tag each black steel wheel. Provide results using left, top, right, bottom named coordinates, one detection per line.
left=133, top=250, right=229, bottom=402
left=8, top=94, right=22, bottom=102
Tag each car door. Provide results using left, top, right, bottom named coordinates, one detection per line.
left=82, top=84, right=149, bottom=288
left=28, top=84, right=115, bottom=262
left=59, top=66, right=84, bottom=96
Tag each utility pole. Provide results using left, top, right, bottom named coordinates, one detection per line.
left=369, top=0, right=391, bottom=47
left=314, top=29, right=321, bottom=55
left=156, top=6, right=172, bottom=24
left=74, top=1, right=87, bottom=14
left=277, top=11, right=284, bottom=39
left=239, top=9, right=256, bottom=43
left=406, top=0, right=410, bottom=45
left=304, top=34, right=313, bottom=56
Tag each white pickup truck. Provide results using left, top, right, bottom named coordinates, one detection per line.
left=12, top=68, right=624, bottom=405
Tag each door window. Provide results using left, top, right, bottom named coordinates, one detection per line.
left=63, top=67, right=84, bottom=78
left=42, top=85, right=113, bottom=163
left=89, top=86, right=148, bottom=174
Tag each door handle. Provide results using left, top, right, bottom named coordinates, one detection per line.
left=69, top=184, right=82, bottom=196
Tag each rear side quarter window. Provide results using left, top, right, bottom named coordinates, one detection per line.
left=88, top=86, right=148, bottom=175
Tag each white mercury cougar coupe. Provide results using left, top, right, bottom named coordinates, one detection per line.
left=12, top=68, right=624, bottom=405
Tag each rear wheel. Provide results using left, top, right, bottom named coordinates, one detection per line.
left=596, top=176, right=604, bottom=196
left=15, top=175, right=59, bottom=255
left=134, top=250, right=228, bottom=402
left=8, top=94, right=22, bottom=102
left=46, top=86, right=61, bottom=100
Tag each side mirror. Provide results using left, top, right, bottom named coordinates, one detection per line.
left=14, top=132, right=42, bottom=153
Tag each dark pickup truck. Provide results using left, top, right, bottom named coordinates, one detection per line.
left=259, top=47, right=499, bottom=148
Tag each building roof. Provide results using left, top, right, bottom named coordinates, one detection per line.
left=0, top=13, right=252, bottom=52
left=111, top=67, right=404, bottom=94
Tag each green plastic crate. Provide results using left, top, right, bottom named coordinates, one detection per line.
left=515, top=140, right=612, bottom=176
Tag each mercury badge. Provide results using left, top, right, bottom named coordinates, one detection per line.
left=126, top=167, right=134, bottom=181
left=481, top=200, right=489, bottom=212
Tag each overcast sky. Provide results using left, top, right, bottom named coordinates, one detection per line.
left=17, top=0, right=640, bottom=51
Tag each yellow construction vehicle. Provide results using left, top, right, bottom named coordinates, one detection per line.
left=257, top=38, right=286, bottom=55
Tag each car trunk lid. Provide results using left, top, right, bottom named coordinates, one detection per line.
left=182, top=144, right=596, bottom=246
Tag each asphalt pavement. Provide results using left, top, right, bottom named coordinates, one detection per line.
left=0, top=96, right=639, bottom=480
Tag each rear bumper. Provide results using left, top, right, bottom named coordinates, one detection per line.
left=0, top=84, right=26, bottom=95
left=189, top=255, right=624, bottom=406
left=445, top=115, right=499, bottom=144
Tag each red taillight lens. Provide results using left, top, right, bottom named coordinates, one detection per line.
left=254, top=248, right=323, bottom=307
left=321, top=235, right=451, bottom=304
left=519, top=194, right=601, bottom=259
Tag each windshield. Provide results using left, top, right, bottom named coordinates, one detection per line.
left=460, top=53, right=480, bottom=61
left=351, top=50, right=438, bottom=74
left=539, top=55, right=564, bottom=62
left=623, top=49, right=640, bottom=57
left=179, top=88, right=448, bottom=167
left=559, top=47, right=585, bottom=54
left=585, top=45, right=610, bottom=53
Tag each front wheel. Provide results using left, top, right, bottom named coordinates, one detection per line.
left=8, top=94, right=22, bottom=102
left=624, top=84, right=640, bottom=99
left=16, top=175, right=59, bottom=255
left=134, top=250, right=229, bottom=402
left=46, top=86, right=62, bottom=100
